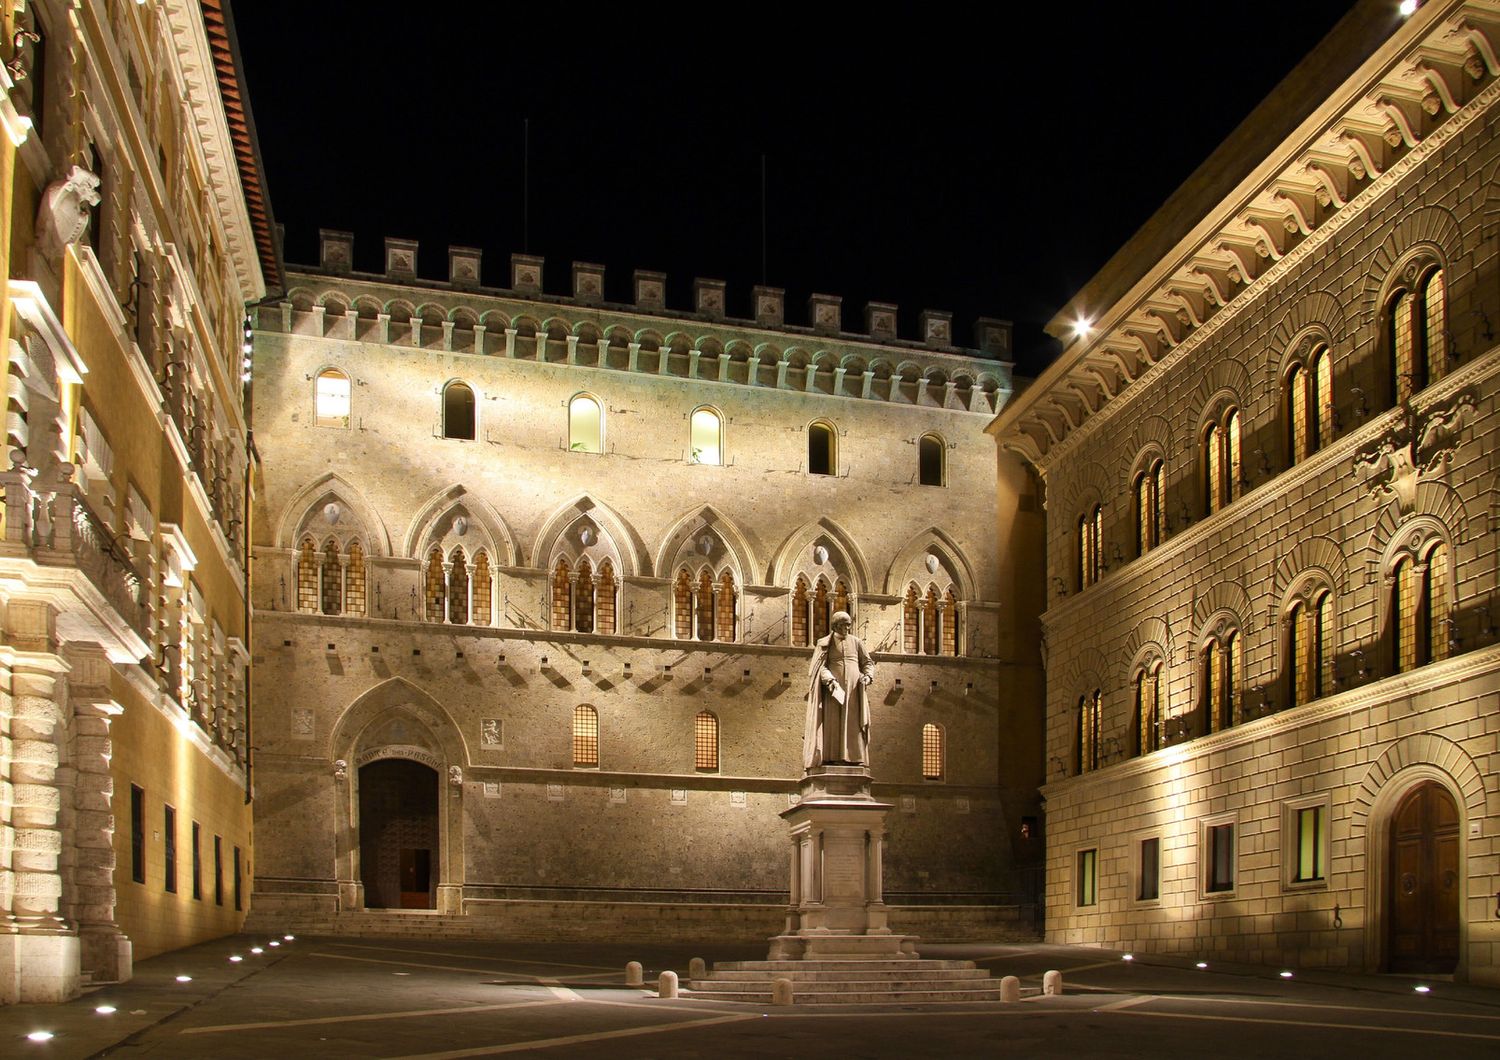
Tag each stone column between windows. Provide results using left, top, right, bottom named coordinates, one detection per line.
left=442, top=561, right=453, bottom=625
left=64, top=647, right=130, bottom=984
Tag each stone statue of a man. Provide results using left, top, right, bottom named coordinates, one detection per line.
left=804, top=611, right=875, bottom=770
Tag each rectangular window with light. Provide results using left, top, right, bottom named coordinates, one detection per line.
left=1077, top=848, right=1098, bottom=907
left=1294, top=806, right=1325, bottom=882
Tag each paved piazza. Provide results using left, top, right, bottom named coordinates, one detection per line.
left=1, top=934, right=1497, bottom=1058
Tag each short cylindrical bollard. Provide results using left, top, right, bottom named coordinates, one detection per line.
left=1000, top=975, right=1021, bottom=1002
left=658, top=970, right=679, bottom=999
left=772, top=977, right=794, bottom=1006
left=1042, top=970, right=1063, bottom=996
left=625, top=961, right=644, bottom=987
left=689, top=957, right=706, bottom=980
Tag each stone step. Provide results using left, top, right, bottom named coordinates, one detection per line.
left=691, top=975, right=997, bottom=991
left=685, top=985, right=1005, bottom=1005
left=714, top=959, right=976, bottom=972
left=701, top=968, right=990, bottom=983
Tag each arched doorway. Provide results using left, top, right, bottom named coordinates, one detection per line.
left=1388, top=781, right=1459, bottom=973
left=358, top=759, right=439, bottom=909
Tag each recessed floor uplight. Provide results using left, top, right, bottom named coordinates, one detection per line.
left=96, top=1005, right=116, bottom=1014
left=1279, top=971, right=1294, bottom=979
left=1414, top=984, right=1431, bottom=994
left=284, top=935, right=295, bottom=941
left=229, top=955, right=243, bottom=962
left=27, top=1031, right=55, bottom=1041
left=1121, top=954, right=1134, bottom=962
left=175, top=975, right=193, bottom=983
left=269, top=941, right=280, bottom=947
left=251, top=947, right=264, bottom=954
left=1195, top=962, right=1208, bottom=969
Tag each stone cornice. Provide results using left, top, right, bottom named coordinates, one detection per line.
left=992, top=0, right=1500, bottom=467
left=1040, top=641, right=1500, bottom=805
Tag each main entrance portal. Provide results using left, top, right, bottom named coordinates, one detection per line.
left=1388, top=781, right=1459, bottom=974
left=358, top=759, right=439, bottom=909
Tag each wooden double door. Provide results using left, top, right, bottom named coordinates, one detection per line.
left=1388, top=782, right=1459, bottom=974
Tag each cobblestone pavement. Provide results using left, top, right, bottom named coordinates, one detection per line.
left=3, top=933, right=1499, bottom=1058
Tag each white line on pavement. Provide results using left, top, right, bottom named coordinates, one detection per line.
left=1111, top=1007, right=1500, bottom=1041
left=179, top=999, right=559, bottom=1035
left=381, top=1013, right=760, bottom=1058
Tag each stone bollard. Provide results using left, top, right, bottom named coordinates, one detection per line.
left=689, top=957, right=706, bottom=981
left=772, top=977, right=794, bottom=1006
left=625, top=961, right=644, bottom=987
left=1000, top=975, right=1020, bottom=1002
left=1043, top=970, right=1063, bottom=996
left=658, top=970, right=679, bottom=998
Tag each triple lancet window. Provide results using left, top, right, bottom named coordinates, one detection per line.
left=674, top=567, right=737, bottom=642
left=297, top=538, right=367, bottom=617
left=425, top=547, right=494, bottom=626
left=902, top=583, right=959, bottom=656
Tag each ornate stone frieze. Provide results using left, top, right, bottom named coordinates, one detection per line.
left=1354, top=391, right=1475, bottom=511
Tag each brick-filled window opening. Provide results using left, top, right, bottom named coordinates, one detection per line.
left=921, top=723, right=944, bottom=780
left=1202, top=407, right=1242, bottom=515
left=472, top=551, right=492, bottom=627
left=813, top=578, right=832, bottom=641
left=808, top=420, right=837, bottom=476
left=792, top=575, right=849, bottom=647
left=1288, top=591, right=1330, bottom=707
left=1389, top=265, right=1448, bottom=404
left=425, top=548, right=446, bottom=623
left=572, top=705, right=599, bottom=768
left=448, top=548, right=470, bottom=625
left=1139, top=837, right=1161, bottom=901
left=715, top=570, right=736, bottom=641
left=674, top=566, right=738, bottom=642
left=130, top=784, right=145, bottom=884
left=1077, top=690, right=1101, bottom=774
left=918, top=432, right=945, bottom=486
left=568, top=394, right=603, bottom=453
left=552, top=558, right=572, bottom=631
left=191, top=821, right=202, bottom=900
left=576, top=558, right=597, bottom=633
left=675, top=569, right=695, bottom=639
left=443, top=381, right=476, bottom=440
left=553, top=557, right=616, bottom=634
left=905, top=583, right=957, bottom=656
left=1135, top=460, right=1163, bottom=555
left=1200, top=630, right=1239, bottom=734
left=1294, top=805, right=1326, bottom=883
left=695, top=710, right=720, bottom=772
left=695, top=569, right=714, bottom=641
left=1206, top=822, right=1235, bottom=893
left=690, top=406, right=723, bottom=465
left=1077, top=848, right=1098, bottom=906
left=1286, top=347, right=1332, bottom=463
left=1077, top=505, right=1101, bottom=589
left=214, top=834, right=224, bottom=906
left=1393, top=541, right=1450, bottom=673
left=296, top=538, right=318, bottom=612
left=233, top=846, right=243, bottom=911
left=1134, top=663, right=1161, bottom=756
left=314, top=367, right=351, bottom=428
left=320, top=539, right=341, bottom=614
left=345, top=542, right=366, bottom=616
left=163, top=804, right=177, bottom=893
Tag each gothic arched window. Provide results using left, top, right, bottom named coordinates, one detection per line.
left=443, top=381, right=476, bottom=440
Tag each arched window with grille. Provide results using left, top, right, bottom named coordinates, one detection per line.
left=550, top=558, right=572, bottom=631
left=320, top=539, right=341, bottom=614
left=424, top=548, right=446, bottom=623
left=1392, top=538, right=1451, bottom=673
left=1134, top=662, right=1161, bottom=756
left=314, top=368, right=350, bottom=429
left=1077, top=690, right=1101, bottom=774
left=345, top=541, right=366, bottom=616
left=1077, top=504, right=1102, bottom=588
left=1287, top=589, right=1331, bottom=707
left=595, top=560, right=617, bottom=635
left=296, top=537, right=318, bottom=612
left=1200, top=627, right=1239, bottom=734
left=1202, top=406, right=1241, bottom=515
left=918, top=433, right=944, bottom=486
left=569, top=394, right=603, bottom=453
left=921, top=723, right=944, bottom=780
left=1285, top=347, right=1333, bottom=463
left=691, top=406, right=723, bottom=465
left=695, top=711, right=719, bottom=772
left=471, top=550, right=491, bottom=626
left=572, top=705, right=599, bottom=768
left=443, top=381, right=476, bottom=440
left=575, top=558, right=596, bottom=634
left=1134, top=459, right=1163, bottom=555
left=791, top=575, right=810, bottom=647
left=808, top=420, right=837, bottom=476
left=447, top=548, right=470, bottom=625
left=1388, top=264, right=1448, bottom=404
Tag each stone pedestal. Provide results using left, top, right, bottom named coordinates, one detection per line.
left=767, top=766, right=916, bottom=960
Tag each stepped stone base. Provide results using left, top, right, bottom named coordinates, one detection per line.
left=687, top=956, right=1005, bottom=1005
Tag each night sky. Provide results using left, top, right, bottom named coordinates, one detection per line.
left=232, top=2, right=1359, bottom=370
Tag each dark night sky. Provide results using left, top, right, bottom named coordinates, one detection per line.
left=231, top=3, right=1359, bottom=370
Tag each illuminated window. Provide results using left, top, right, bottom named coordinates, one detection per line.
left=1077, top=505, right=1102, bottom=589
left=808, top=421, right=837, bottom=476
left=1135, top=460, right=1163, bottom=555
left=1138, top=837, right=1161, bottom=901
left=443, top=381, right=475, bottom=440
left=791, top=575, right=810, bottom=647
left=471, top=551, right=491, bottom=626
left=1389, top=265, right=1447, bottom=403
left=675, top=566, right=738, bottom=642
left=695, top=711, right=719, bottom=772
left=320, top=540, right=341, bottom=615
left=1200, top=628, right=1239, bottom=733
left=595, top=560, right=616, bottom=635
left=1393, top=540, right=1450, bottom=673
left=1134, top=663, right=1160, bottom=756
left=424, top=548, right=445, bottom=623
left=1292, top=804, right=1326, bottom=883
left=575, top=558, right=596, bottom=634
left=690, top=407, right=723, bottom=465
left=1202, top=406, right=1241, bottom=514
left=345, top=542, right=366, bottom=616
left=296, top=537, right=318, bottom=612
left=1077, top=848, right=1098, bottom=906
left=1077, top=690, right=1101, bottom=774
left=572, top=705, right=599, bottom=768
left=1289, top=592, right=1330, bottom=707
left=921, top=723, right=944, bottom=780
left=314, top=368, right=350, bottom=428
left=551, top=558, right=572, bottom=631
left=448, top=549, right=470, bottom=625
left=918, top=433, right=945, bottom=486
left=1205, top=821, right=1235, bottom=893
left=569, top=394, right=602, bottom=453
left=1286, top=348, right=1334, bottom=463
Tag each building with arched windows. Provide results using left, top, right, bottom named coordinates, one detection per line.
left=246, top=237, right=1042, bottom=942
left=991, top=0, right=1500, bottom=985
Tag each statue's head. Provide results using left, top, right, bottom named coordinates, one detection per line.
left=831, top=611, right=852, bottom=634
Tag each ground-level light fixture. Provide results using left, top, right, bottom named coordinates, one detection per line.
left=251, top=947, right=264, bottom=954
left=95, top=1005, right=116, bottom=1014
left=1414, top=984, right=1431, bottom=993
left=175, top=975, right=193, bottom=983
left=1195, top=962, right=1208, bottom=969
left=284, top=934, right=295, bottom=941
left=27, top=1030, right=55, bottom=1041
left=229, top=955, right=243, bottom=962
left=1279, top=971, right=1294, bottom=979
left=1121, top=954, right=1133, bottom=962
